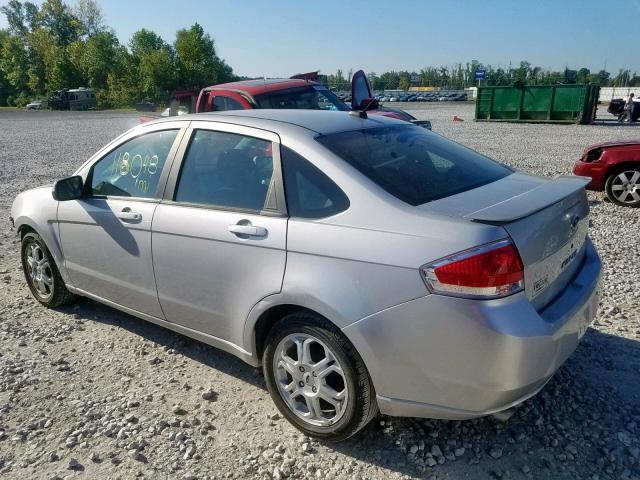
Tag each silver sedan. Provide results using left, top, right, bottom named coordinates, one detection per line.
left=11, top=110, right=601, bottom=441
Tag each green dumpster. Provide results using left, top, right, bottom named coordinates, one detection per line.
left=475, top=84, right=600, bottom=124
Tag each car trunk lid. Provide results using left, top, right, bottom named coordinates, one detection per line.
left=420, top=173, right=590, bottom=310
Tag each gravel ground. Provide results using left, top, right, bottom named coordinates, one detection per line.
left=0, top=106, right=639, bottom=480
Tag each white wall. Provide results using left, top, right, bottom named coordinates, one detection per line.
left=598, top=87, right=638, bottom=102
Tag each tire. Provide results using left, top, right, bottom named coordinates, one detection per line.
left=263, top=312, right=377, bottom=442
left=21, top=232, right=76, bottom=307
left=605, top=167, right=640, bottom=207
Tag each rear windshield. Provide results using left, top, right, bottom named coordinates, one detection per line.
left=255, top=86, right=349, bottom=111
left=316, top=125, right=512, bottom=206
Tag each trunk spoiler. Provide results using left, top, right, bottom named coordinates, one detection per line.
left=464, top=175, right=590, bottom=224
left=411, top=119, right=432, bottom=130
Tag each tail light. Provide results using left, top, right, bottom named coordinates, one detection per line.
left=420, top=240, right=524, bottom=299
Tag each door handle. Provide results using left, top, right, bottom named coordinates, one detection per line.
left=116, top=208, right=142, bottom=222
left=228, top=224, right=267, bottom=237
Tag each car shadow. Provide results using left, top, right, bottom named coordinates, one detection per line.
left=591, top=119, right=640, bottom=127
left=58, top=299, right=640, bottom=479
left=57, top=297, right=263, bottom=389
left=78, top=198, right=141, bottom=257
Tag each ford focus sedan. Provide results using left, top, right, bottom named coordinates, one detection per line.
left=11, top=110, right=601, bottom=441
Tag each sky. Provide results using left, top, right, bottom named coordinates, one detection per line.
left=1, top=0, right=640, bottom=78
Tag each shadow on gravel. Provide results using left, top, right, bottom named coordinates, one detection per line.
left=58, top=298, right=640, bottom=480
left=592, top=120, right=640, bottom=128
left=57, top=297, right=264, bottom=389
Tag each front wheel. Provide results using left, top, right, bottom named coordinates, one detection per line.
left=263, top=312, right=377, bottom=441
left=21, top=232, right=76, bottom=307
left=605, top=168, right=640, bottom=207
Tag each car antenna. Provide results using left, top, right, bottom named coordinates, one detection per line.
left=349, top=96, right=377, bottom=119
left=349, top=109, right=367, bottom=119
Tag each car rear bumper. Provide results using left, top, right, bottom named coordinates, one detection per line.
left=573, top=160, right=606, bottom=190
left=342, top=238, right=601, bottom=420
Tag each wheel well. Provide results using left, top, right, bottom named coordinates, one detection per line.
left=18, top=224, right=36, bottom=239
left=606, top=161, right=640, bottom=182
left=253, top=305, right=321, bottom=360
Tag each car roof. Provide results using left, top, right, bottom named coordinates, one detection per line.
left=205, top=78, right=323, bottom=96
left=146, top=109, right=405, bottom=136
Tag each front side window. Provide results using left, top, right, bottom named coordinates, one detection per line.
left=255, top=86, right=349, bottom=111
left=174, top=130, right=273, bottom=211
left=281, top=146, right=349, bottom=218
left=316, top=125, right=512, bottom=206
left=90, top=129, right=178, bottom=198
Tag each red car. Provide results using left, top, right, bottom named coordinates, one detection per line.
left=145, top=70, right=431, bottom=128
left=573, top=139, right=640, bottom=207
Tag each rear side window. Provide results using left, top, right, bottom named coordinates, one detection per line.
left=316, top=125, right=512, bottom=206
left=281, top=146, right=349, bottom=218
left=174, top=130, right=273, bottom=211
left=213, top=95, right=244, bottom=111
left=90, top=129, right=178, bottom=198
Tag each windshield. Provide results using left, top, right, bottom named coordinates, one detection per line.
left=316, top=125, right=512, bottom=206
left=255, top=86, right=349, bottom=111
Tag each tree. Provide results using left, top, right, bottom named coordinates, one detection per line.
left=1, top=1, right=28, bottom=36
left=398, top=72, right=410, bottom=91
left=0, top=30, right=29, bottom=92
left=74, top=0, right=105, bottom=37
left=380, top=71, right=399, bottom=89
left=512, top=61, right=531, bottom=84
left=81, top=31, right=123, bottom=89
left=576, top=67, right=590, bottom=84
left=130, top=29, right=176, bottom=100
left=37, top=0, right=81, bottom=45
left=174, top=23, right=233, bottom=89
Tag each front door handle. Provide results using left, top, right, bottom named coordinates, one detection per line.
left=116, top=208, right=142, bottom=222
left=228, top=224, right=267, bottom=237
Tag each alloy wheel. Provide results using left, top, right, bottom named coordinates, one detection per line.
left=610, top=170, right=640, bottom=204
left=273, top=333, right=349, bottom=427
left=25, top=242, right=54, bottom=300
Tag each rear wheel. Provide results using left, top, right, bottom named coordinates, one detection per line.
left=263, top=312, right=377, bottom=441
left=21, top=232, right=76, bottom=307
left=605, top=168, right=640, bottom=207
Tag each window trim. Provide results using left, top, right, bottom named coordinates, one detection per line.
left=83, top=126, right=187, bottom=202
left=162, top=122, right=287, bottom=217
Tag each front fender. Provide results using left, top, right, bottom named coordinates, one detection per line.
left=11, top=186, right=70, bottom=284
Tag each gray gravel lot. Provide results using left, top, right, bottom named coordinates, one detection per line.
left=0, top=105, right=639, bottom=480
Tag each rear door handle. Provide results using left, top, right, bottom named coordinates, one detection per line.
left=116, top=208, right=142, bottom=222
left=228, top=224, right=267, bottom=237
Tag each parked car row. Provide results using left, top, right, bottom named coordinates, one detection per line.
left=377, top=92, right=468, bottom=103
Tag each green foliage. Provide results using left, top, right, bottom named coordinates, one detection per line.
left=174, top=23, right=233, bottom=89
left=0, top=0, right=635, bottom=107
left=73, top=0, right=105, bottom=38
left=37, top=0, right=81, bottom=45
left=0, top=1, right=236, bottom=107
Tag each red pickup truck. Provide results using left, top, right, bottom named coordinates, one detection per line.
left=144, top=71, right=431, bottom=128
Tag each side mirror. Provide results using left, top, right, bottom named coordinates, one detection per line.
left=357, top=98, right=379, bottom=111
left=53, top=175, right=84, bottom=201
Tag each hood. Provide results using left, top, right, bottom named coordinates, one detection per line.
left=583, top=138, right=640, bottom=153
